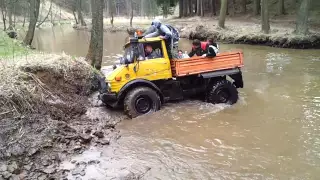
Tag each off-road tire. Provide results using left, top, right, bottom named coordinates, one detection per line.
left=207, top=79, right=238, bottom=105
left=124, top=87, right=161, bottom=118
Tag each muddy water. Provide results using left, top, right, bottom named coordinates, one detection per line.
left=32, top=26, right=320, bottom=179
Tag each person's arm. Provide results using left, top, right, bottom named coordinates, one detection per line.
left=188, top=49, right=195, bottom=57
left=144, top=31, right=160, bottom=38
left=142, top=26, right=156, bottom=37
left=160, top=25, right=172, bottom=39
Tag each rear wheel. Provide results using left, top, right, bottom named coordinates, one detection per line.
left=207, top=79, right=238, bottom=105
left=124, top=87, right=161, bottom=118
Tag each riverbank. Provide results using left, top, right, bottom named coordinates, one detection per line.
left=0, top=48, right=126, bottom=179
left=74, top=16, right=320, bottom=49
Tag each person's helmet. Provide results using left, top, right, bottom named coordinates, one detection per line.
left=151, top=19, right=161, bottom=28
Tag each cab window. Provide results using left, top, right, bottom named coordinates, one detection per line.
left=143, top=41, right=163, bottom=60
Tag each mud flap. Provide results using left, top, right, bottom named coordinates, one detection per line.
left=229, top=71, right=244, bottom=88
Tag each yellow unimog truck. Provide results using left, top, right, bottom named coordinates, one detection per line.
left=98, top=36, right=244, bottom=118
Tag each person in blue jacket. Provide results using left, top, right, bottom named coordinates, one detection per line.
left=143, top=19, right=180, bottom=59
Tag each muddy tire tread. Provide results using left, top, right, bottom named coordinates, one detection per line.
left=124, top=87, right=161, bottom=118
left=207, top=79, right=239, bottom=104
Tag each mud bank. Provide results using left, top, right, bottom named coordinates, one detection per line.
left=0, top=53, right=125, bottom=179
left=74, top=18, right=320, bottom=49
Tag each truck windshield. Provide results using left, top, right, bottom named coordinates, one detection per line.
left=122, top=45, right=134, bottom=64
left=121, top=44, right=145, bottom=64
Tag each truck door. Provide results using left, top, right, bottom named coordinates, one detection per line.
left=134, top=40, right=172, bottom=81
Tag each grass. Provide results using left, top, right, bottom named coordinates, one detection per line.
left=0, top=31, right=30, bottom=58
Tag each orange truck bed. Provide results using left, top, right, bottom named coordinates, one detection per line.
left=171, top=51, right=244, bottom=77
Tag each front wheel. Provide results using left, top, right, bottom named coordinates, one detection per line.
left=207, top=79, right=239, bottom=105
left=124, top=87, right=161, bottom=118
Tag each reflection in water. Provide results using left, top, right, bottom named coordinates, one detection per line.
left=30, top=27, right=320, bottom=179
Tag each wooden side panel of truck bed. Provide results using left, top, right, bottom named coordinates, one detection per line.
left=171, top=51, right=244, bottom=77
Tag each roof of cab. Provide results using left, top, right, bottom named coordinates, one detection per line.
left=124, top=37, right=162, bottom=47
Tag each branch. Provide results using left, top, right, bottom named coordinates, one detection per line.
left=36, top=0, right=53, bottom=27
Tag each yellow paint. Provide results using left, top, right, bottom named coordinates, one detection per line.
left=106, top=37, right=172, bottom=93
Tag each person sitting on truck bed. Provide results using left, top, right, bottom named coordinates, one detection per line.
left=145, top=44, right=162, bottom=59
left=177, top=50, right=189, bottom=59
left=202, top=38, right=220, bottom=58
left=188, top=39, right=206, bottom=57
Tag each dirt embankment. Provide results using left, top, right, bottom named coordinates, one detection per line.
left=0, top=53, right=125, bottom=179
left=74, top=17, right=320, bottom=49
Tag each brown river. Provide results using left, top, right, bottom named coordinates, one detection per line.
left=27, top=26, right=320, bottom=179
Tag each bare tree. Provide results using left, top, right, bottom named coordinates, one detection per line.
left=0, top=0, right=7, bottom=30
left=261, top=0, right=270, bottom=34
left=295, top=0, right=312, bottom=35
left=130, top=0, right=133, bottom=27
left=278, top=0, right=285, bottom=15
left=37, top=0, right=53, bottom=27
left=241, top=0, right=246, bottom=13
left=253, top=0, right=260, bottom=15
left=218, top=0, right=227, bottom=28
left=197, top=0, right=201, bottom=16
left=86, top=0, right=104, bottom=70
left=209, top=0, right=216, bottom=16
left=77, top=0, right=86, bottom=26
left=179, top=0, right=183, bottom=17
left=200, top=0, right=204, bottom=17
left=7, top=0, right=13, bottom=30
left=109, top=0, right=114, bottom=26
left=24, top=0, right=41, bottom=46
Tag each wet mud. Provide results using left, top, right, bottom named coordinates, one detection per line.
left=0, top=54, right=126, bottom=179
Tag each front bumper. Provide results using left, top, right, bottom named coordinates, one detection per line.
left=97, top=75, right=119, bottom=108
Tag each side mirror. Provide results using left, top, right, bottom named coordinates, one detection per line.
left=124, top=58, right=129, bottom=64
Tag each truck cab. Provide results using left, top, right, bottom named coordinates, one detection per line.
left=99, top=36, right=244, bottom=118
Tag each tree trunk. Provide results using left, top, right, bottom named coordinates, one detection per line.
left=0, top=0, right=7, bottom=31
left=77, top=0, right=86, bottom=26
left=230, top=0, right=236, bottom=16
left=179, top=0, right=183, bottom=17
left=188, top=0, right=192, bottom=14
left=241, top=0, right=246, bottom=13
left=261, top=0, right=270, bottom=34
left=86, top=0, right=104, bottom=70
left=8, top=1, right=13, bottom=30
left=109, top=0, right=114, bottom=26
left=23, top=0, right=41, bottom=46
left=253, top=0, right=260, bottom=15
left=278, top=0, right=285, bottom=15
left=140, top=0, right=145, bottom=16
left=295, top=0, right=311, bottom=35
left=197, top=0, right=201, bottom=16
left=218, top=0, right=227, bottom=28
left=125, top=0, right=130, bottom=16
left=106, top=0, right=110, bottom=16
left=213, top=0, right=216, bottom=15
left=183, top=0, right=188, bottom=16
left=209, top=0, right=213, bottom=16
left=200, top=0, right=204, bottom=16
left=73, top=10, right=79, bottom=24
left=130, top=0, right=133, bottom=27
left=13, top=1, right=16, bottom=28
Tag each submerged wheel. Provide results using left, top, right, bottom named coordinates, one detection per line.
left=207, top=79, right=238, bottom=105
left=124, top=87, right=161, bottom=118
